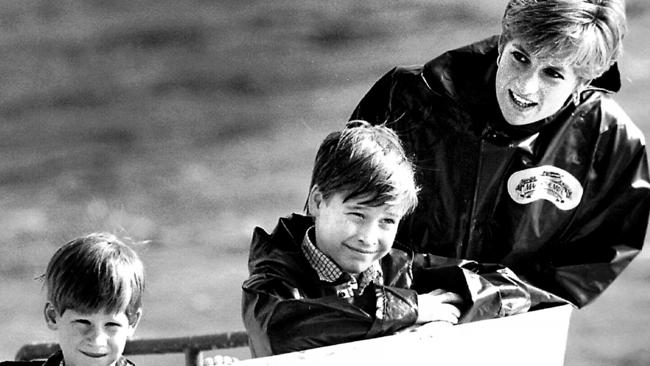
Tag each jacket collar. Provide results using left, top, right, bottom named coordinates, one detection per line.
left=587, top=62, right=621, bottom=93
left=248, top=213, right=314, bottom=274
left=270, top=214, right=314, bottom=250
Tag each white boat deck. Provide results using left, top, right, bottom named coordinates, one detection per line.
left=239, top=304, right=573, bottom=366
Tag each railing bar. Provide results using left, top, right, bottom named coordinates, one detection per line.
left=124, top=331, right=249, bottom=354
left=185, top=348, right=202, bottom=366
left=15, top=331, right=249, bottom=361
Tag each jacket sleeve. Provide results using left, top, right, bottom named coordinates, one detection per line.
left=411, top=254, right=571, bottom=323
left=241, top=272, right=418, bottom=357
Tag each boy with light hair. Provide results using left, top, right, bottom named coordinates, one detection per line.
left=242, top=121, right=467, bottom=357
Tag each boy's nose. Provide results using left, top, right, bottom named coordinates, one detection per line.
left=85, top=327, right=109, bottom=346
left=356, top=223, right=379, bottom=246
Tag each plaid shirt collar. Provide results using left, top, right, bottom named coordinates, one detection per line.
left=301, top=226, right=382, bottom=295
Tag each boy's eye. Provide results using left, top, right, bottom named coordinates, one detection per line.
left=382, top=218, right=397, bottom=225
left=511, top=51, right=529, bottom=64
left=348, top=212, right=364, bottom=219
left=74, top=319, right=91, bottom=325
left=106, top=322, right=122, bottom=328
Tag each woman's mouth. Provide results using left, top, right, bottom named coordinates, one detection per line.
left=509, top=90, right=537, bottom=109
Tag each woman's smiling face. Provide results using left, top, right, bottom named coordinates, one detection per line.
left=495, top=38, right=583, bottom=126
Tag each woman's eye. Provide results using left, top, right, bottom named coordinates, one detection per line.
left=348, top=212, right=364, bottom=219
left=544, top=69, right=564, bottom=80
left=106, top=322, right=121, bottom=328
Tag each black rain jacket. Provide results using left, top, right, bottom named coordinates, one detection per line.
left=351, top=35, right=650, bottom=310
left=242, top=214, right=549, bottom=357
left=241, top=214, right=419, bottom=357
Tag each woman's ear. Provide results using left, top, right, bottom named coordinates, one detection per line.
left=496, top=35, right=505, bottom=66
left=44, top=302, right=58, bottom=331
left=572, top=80, right=588, bottom=105
left=127, top=308, right=143, bottom=337
left=307, top=186, right=324, bottom=217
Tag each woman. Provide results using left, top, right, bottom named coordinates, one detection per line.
left=351, top=0, right=650, bottom=320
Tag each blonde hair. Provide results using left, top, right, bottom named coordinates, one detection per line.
left=500, top=0, right=626, bottom=80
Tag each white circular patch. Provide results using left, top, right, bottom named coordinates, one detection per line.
left=507, top=165, right=583, bottom=211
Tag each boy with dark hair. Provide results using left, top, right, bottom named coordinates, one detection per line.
left=242, top=121, right=464, bottom=357
left=2, top=233, right=145, bottom=366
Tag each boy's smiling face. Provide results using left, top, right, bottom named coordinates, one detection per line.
left=45, top=304, right=140, bottom=366
left=309, top=188, right=404, bottom=274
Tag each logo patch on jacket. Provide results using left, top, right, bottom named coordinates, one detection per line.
left=507, top=166, right=583, bottom=210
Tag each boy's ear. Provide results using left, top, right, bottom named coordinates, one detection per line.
left=127, top=308, right=143, bottom=337
left=307, top=186, right=324, bottom=216
left=44, top=302, right=58, bottom=330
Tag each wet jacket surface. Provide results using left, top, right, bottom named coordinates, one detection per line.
left=241, top=214, right=420, bottom=357
left=351, top=35, right=650, bottom=310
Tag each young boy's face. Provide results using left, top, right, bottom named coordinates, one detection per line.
left=45, top=304, right=140, bottom=366
left=309, top=188, right=404, bottom=274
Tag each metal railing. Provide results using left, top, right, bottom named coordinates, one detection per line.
left=15, top=331, right=249, bottom=366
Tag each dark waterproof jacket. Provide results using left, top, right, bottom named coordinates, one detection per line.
left=242, top=214, right=540, bottom=357
left=351, top=35, right=650, bottom=311
left=241, top=214, right=420, bottom=357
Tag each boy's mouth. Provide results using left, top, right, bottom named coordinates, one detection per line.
left=80, top=350, right=108, bottom=358
left=342, top=242, right=378, bottom=255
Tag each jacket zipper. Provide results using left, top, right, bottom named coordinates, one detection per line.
left=464, top=126, right=493, bottom=258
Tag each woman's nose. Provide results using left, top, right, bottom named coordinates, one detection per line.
left=516, top=70, right=540, bottom=94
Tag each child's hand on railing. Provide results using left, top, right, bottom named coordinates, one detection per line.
left=415, top=289, right=464, bottom=324
left=204, top=354, right=238, bottom=365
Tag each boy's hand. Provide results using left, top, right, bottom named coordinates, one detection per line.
left=203, top=354, right=238, bottom=365
left=415, top=289, right=464, bottom=324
